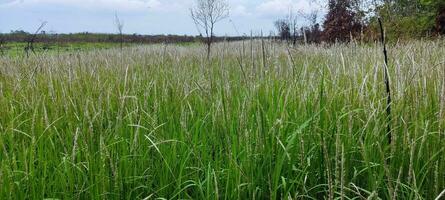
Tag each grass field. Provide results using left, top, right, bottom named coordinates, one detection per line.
left=0, top=40, right=444, bottom=199
left=0, top=42, right=131, bottom=57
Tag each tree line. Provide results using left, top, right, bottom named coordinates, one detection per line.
left=0, top=31, right=248, bottom=44
left=275, top=0, right=445, bottom=43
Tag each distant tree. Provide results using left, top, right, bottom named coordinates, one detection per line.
left=300, top=10, right=321, bottom=44
left=190, top=0, right=229, bottom=59
left=114, top=13, right=124, bottom=50
left=25, top=21, right=47, bottom=57
left=306, top=23, right=322, bottom=43
left=322, top=0, right=362, bottom=42
left=10, top=30, right=28, bottom=35
left=273, top=8, right=323, bottom=45
left=274, top=19, right=291, bottom=41
left=274, top=9, right=301, bottom=45
left=286, top=10, right=299, bottom=45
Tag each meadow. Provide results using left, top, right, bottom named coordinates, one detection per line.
left=0, top=40, right=444, bottom=199
left=0, top=42, right=129, bottom=57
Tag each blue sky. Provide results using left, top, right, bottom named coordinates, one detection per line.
left=0, top=0, right=324, bottom=36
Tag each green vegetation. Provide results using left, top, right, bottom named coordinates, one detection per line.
left=0, top=42, right=131, bottom=57
left=274, top=0, right=445, bottom=44
left=0, top=41, right=444, bottom=199
left=373, top=0, right=445, bottom=39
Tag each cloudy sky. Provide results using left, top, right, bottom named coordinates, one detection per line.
left=0, top=0, right=324, bottom=36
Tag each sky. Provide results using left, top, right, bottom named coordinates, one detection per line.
left=0, top=0, right=324, bottom=36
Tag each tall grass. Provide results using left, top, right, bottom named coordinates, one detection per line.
left=0, top=40, right=444, bottom=199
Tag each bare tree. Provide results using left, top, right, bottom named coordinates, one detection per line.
left=25, top=21, right=47, bottom=57
left=115, top=13, right=124, bottom=50
left=190, top=0, right=229, bottom=59
left=290, top=12, right=299, bottom=45
left=281, top=10, right=299, bottom=45
left=274, top=19, right=291, bottom=41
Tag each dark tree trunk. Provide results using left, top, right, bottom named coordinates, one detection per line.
left=207, top=37, right=211, bottom=60
left=207, top=27, right=214, bottom=60
left=120, top=33, right=123, bottom=50
left=437, top=8, right=445, bottom=35
left=379, top=18, right=392, bottom=145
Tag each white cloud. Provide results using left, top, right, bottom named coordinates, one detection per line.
left=256, top=0, right=317, bottom=17
left=231, top=5, right=251, bottom=17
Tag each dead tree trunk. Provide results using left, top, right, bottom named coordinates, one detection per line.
left=25, top=22, right=47, bottom=58
left=379, top=18, right=392, bottom=145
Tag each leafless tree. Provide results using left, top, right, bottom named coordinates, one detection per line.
left=25, top=21, right=47, bottom=57
left=115, top=13, right=124, bottom=50
left=297, top=9, right=320, bottom=44
left=190, top=0, right=229, bottom=59
left=285, top=10, right=299, bottom=45
left=274, top=9, right=298, bottom=44
left=268, top=2, right=304, bottom=44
